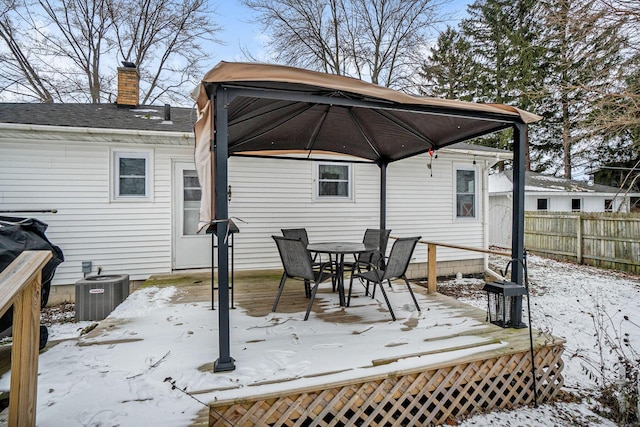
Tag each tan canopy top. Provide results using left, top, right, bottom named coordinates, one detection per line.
left=194, top=61, right=541, bottom=164
left=194, top=62, right=538, bottom=370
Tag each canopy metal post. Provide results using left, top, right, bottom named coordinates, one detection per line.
left=213, top=87, right=235, bottom=372
left=510, top=122, right=527, bottom=324
left=380, top=162, right=387, bottom=229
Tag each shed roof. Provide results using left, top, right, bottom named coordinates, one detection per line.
left=490, top=170, right=638, bottom=195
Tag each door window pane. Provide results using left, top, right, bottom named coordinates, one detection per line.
left=183, top=170, right=201, bottom=235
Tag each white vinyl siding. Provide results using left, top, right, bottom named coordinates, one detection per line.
left=226, top=157, right=378, bottom=271
left=523, top=194, right=627, bottom=212
left=1, top=130, right=488, bottom=285
left=387, top=155, right=484, bottom=265
left=0, top=138, right=177, bottom=285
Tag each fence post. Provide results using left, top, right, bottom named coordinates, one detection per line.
left=8, top=274, right=41, bottom=427
left=576, top=215, right=583, bottom=264
left=428, top=244, right=437, bottom=294
left=0, top=250, right=51, bottom=427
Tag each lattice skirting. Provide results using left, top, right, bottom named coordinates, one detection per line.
left=209, top=343, right=564, bottom=426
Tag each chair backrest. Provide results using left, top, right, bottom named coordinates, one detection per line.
left=360, top=228, right=391, bottom=266
left=272, top=235, right=314, bottom=280
left=383, top=236, right=421, bottom=280
left=281, top=228, right=310, bottom=246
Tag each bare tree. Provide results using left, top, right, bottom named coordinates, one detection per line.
left=593, top=0, right=640, bottom=134
left=241, top=0, right=347, bottom=75
left=37, top=0, right=114, bottom=103
left=0, top=0, right=221, bottom=104
left=0, top=0, right=55, bottom=101
left=107, top=0, right=221, bottom=105
left=541, top=0, right=626, bottom=178
left=241, top=0, right=446, bottom=88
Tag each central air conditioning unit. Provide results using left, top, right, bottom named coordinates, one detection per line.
left=75, top=274, right=130, bottom=321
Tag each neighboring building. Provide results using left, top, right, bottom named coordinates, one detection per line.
left=0, top=68, right=512, bottom=301
left=488, top=170, right=640, bottom=246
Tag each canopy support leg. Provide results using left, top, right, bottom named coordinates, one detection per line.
left=510, top=123, right=527, bottom=321
left=380, top=162, right=387, bottom=229
left=214, top=88, right=235, bottom=373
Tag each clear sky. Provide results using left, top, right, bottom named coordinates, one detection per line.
left=211, top=0, right=472, bottom=64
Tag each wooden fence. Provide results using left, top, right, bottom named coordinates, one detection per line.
left=524, top=212, right=640, bottom=274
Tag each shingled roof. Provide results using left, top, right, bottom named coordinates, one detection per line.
left=0, top=103, right=197, bottom=133
left=490, top=170, right=631, bottom=194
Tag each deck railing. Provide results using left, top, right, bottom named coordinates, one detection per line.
left=390, top=236, right=510, bottom=294
left=0, top=251, right=52, bottom=427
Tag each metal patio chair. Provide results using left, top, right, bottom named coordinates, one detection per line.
left=282, top=227, right=334, bottom=294
left=345, top=228, right=391, bottom=295
left=272, top=235, right=335, bottom=321
left=347, top=236, right=421, bottom=321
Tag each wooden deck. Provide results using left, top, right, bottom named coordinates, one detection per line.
left=142, top=270, right=566, bottom=426
left=0, top=270, right=565, bottom=426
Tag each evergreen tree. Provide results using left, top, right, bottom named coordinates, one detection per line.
left=419, top=26, right=475, bottom=101
left=456, top=0, right=547, bottom=166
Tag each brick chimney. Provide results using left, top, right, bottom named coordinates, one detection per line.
left=116, top=62, right=139, bottom=107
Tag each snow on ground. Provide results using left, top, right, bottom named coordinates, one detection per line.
left=440, top=253, right=640, bottom=426
left=1, top=254, right=638, bottom=426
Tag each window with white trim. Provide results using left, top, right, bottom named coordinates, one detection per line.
left=455, top=167, right=476, bottom=218
left=571, top=198, right=581, bottom=212
left=604, top=199, right=613, bottom=212
left=111, top=150, right=153, bottom=201
left=316, top=162, right=352, bottom=199
left=537, top=198, right=549, bottom=211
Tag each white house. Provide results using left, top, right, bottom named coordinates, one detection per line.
left=0, top=72, right=512, bottom=302
left=488, top=170, right=640, bottom=246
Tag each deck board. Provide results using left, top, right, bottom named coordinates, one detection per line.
left=0, top=270, right=564, bottom=426
left=141, top=270, right=563, bottom=387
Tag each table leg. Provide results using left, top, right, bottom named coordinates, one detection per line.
left=337, top=253, right=345, bottom=306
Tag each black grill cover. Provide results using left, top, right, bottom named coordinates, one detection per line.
left=0, top=216, right=64, bottom=332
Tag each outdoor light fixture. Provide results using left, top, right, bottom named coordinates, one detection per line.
left=482, top=280, right=527, bottom=328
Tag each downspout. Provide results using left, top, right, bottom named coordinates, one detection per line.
left=484, top=155, right=509, bottom=281
left=482, top=159, right=492, bottom=277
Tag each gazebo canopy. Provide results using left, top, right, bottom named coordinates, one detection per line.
left=195, top=61, right=540, bottom=164
left=192, top=61, right=539, bottom=372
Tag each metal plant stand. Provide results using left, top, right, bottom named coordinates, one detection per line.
left=208, top=219, right=240, bottom=310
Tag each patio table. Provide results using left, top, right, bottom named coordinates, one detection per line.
left=307, top=242, right=378, bottom=307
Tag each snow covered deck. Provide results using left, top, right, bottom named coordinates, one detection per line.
left=144, top=270, right=565, bottom=426
left=1, top=270, right=565, bottom=426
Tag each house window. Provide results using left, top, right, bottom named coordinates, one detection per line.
left=571, top=198, right=581, bottom=211
left=455, top=167, right=476, bottom=218
left=537, top=198, right=549, bottom=211
left=111, top=150, right=153, bottom=200
left=316, top=162, right=351, bottom=199
left=604, top=199, right=613, bottom=212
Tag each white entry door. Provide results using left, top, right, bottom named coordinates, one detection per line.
left=172, top=161, right=212, bottom=269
